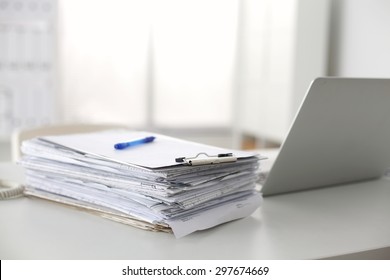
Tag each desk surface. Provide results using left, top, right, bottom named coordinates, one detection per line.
left=1, top=162, right=390, bottom=259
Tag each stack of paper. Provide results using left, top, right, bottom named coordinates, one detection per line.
left=20, top=130, right=263, bottom=238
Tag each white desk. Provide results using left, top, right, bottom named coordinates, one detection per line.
left=1, top=162, right=390, bottom=259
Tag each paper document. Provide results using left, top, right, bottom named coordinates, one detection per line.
left=20, top=129, right=263, bottom=238
left=41, top=130, right=256, bottom=169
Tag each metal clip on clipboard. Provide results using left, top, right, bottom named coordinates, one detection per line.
left=175, top=152, right=237, bottom=166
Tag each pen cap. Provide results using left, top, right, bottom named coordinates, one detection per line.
left=143, top=136, right=155, bottom=143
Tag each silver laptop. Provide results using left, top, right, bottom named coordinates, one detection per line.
left=261, top=77, right=390, bottom=196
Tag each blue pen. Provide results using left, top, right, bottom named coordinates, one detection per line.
left=114, top=136, right=155, bottom=150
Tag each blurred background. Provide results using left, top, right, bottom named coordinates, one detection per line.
left=1, top=0, right=390, bottom=160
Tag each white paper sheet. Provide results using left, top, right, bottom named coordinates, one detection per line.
left=41, top=130, right=257, bottom=168
left=168, top=192, right=262, bottom=238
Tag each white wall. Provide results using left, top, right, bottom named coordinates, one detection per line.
left=238, top=0, right=390, bottom=145
left=238, top=0, right=330, bottom=143
left=329, top=0, right=390, bottom=77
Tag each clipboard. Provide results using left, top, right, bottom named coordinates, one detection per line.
left=39, top=130, right=258, bottom=169
left=175, top=153, right=237, bottom=166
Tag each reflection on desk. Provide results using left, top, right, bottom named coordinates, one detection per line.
left=1, top=162, right=390, bottom=259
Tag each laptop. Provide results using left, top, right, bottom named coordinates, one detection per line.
left=261, top=77, right=390, bottom=196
